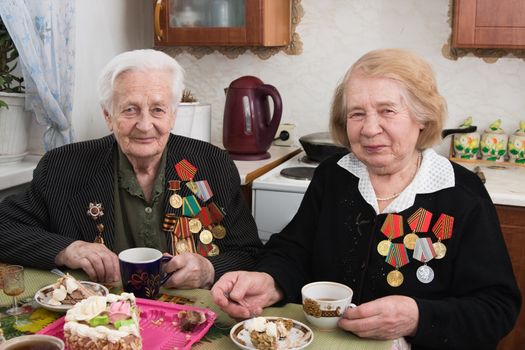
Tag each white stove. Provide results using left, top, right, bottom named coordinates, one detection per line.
left=251, top=152, right=317, bottom=242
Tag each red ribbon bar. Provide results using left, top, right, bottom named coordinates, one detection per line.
left=432, top=213, right=454, bottom=240
left=175, top=217, right=191, bottom=239
left=197, top=207, right=213, bottom=227
left=408, top=207, right=433, bottom=232
left=381, top=214, right=404, bottom=239
left=386, top=243, right=410, bottom=268
left=196, top=241, right=213, bottom=257
left=168, top=180, right=181, bottom=191
left=208, top=202, right=225, bottom=223
left=175, top=159, right=197, bottom=181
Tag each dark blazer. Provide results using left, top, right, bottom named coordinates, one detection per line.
left=0, top=134, right=262, bottom=281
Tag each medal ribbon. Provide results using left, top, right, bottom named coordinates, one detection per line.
left=195, top=180, right=213, bottom=202
left=175, top=217, right=191, bottom=238
left=432, top=213, right=454, bottom=240
left=196, top=241, right=213, bottom=257
left=208, top=202, right=225, bottom=223
left=408, top=208, right=433, bottom=232
left=162, top=213, right=177, bottom=232
left=168, top=180, right=181, bottom=191
left=197, top=207, right=213, bottom=227
left=175, top=159, right=197, bottom=181
left=385, top=243, right=409, bottom=268
left=182, top=195, right=201, bottom=217
left=381, top=214, right=404, bottom=239
left=413, top=237, right=436, bottom=263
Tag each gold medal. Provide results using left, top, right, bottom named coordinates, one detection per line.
left=211, top=224, right=226, bottom=239
left=199, top=229, right=213, bottom=245
left=176, top=239, right=189, bottom=254
left=208, top=243, right=220, bottom=256
left=403, top=233, right=418, bottom=250
left=188, top=218, right=202, bottom=233
left=387, top=270, right=404, bottom=287
left=377, top=240, right=391, bottom=256
left=169, top=193, right=183, bottom=209
left=433, top=241, right=447, bottom=259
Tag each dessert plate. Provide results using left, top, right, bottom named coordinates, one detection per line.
left=230, top=316, right=313, bottom=350
left=34, top=281, right=109, bottom=312
left=38, top=298, right=216, bottom=350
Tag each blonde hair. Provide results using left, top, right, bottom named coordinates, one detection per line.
left=330, top=48, right=447, bottom=150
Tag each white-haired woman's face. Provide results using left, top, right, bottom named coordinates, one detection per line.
left=104, top=69, right=176, bottom=162
left=345, top=73, right=423, bottom=175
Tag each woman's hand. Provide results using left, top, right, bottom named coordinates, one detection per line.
left=211, top=271, right=283, bottom=319
left=339, top=295, right=419, bottom=339
left=163, top=252, right=215, bottom=289
left=54, top=240, right=120, bottom=283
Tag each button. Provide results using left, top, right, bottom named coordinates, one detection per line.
left=145, top=207, right=152, bottom=214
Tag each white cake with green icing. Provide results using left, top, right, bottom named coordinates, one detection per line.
left=64, top=293, right=141, bottom=350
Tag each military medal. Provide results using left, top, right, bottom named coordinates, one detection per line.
left=208, top=243, right=220, bottom=256
left=175, top=239, right=189, bottom=254
left=188, top=218, right=202, bottom=233
left=87, top=202, right=105, bottom=245
left=378, top=214, right=404, bottom=256
left=433, top=241, right=447, bottom=259
left=387, top=270, right=404, bottom=287
left=403, top=233, right=418, bottom=250
left=168, top=180, right=183, bottom=209
left=413, top=237, right=436, bottom=284
left=431, top=213, right=454, bottom=259
left=199, top=229, right=213, bottom=245
left=405, top=208, right=433, bottom=250
left=212, top=224, right=226, bottom=239
left=94, top=223, right=105, bottom=244
left=385, top=243, right=409, bottom=287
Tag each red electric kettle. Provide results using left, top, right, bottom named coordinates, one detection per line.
left=223, top=76, right=282, bottom=160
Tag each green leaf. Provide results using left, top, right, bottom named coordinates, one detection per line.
left=455, top=144, right=464, bottom=151
left=516, top=159, right=525, bottom=164
left=498, top=149, right=506, bottom=156
left=510, top=149, right=518, bottom=155
left=482, top=147, right=489, bottom=153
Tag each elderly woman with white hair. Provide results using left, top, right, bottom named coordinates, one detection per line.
left=0, top=49, right=262, bottom=289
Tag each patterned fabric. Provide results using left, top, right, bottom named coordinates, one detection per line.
left=0, top=134, right=262, bottom=281
left=0, top=0, right=76, bottom=150
left=337, top=149, right=455, bottom=214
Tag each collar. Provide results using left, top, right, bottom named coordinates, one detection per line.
left=337, top=148, right=455, bottom=214
left=117, top=147, right=167, bottom=200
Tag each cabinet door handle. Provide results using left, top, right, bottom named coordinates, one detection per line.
left=154, top=0, right=164, bottom=41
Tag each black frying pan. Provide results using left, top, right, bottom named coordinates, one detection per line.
left=299, top=132, right=348, bottom=163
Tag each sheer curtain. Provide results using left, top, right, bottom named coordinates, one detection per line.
left=0, top=0, right=75, bottom=151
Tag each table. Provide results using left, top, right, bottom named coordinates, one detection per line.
left=0, top=268, right=391, bottom=350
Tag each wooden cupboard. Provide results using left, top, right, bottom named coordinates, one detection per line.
left=495, top=205, right=525, bottom=350
left=153, top=0, right=291, bottom=47
left=452, top=0, right=525, bottom=49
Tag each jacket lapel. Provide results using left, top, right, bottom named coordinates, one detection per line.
left=68, top=137, right=116, bottom=248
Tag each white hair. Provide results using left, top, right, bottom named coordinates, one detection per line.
left=97, top=49, right=185, bottom=113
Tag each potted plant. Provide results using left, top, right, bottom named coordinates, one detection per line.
left=0, top=17, right=30, bottom=163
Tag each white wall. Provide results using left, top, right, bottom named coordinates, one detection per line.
left=68, top=0, right=525, bottom=157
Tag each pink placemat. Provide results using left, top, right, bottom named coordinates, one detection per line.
left=37, top=298, right=216, bottom=350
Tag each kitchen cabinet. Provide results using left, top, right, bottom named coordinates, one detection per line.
left=153, top=0, right=291, bottom=47
left=495, top=205, right=525, bottom=350
left=453, top=0, right=525, bottom=48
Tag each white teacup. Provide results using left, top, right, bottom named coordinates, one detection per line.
left=0, top=334, right=64, bottom=350
left=301, top=281, right=356, bottom=331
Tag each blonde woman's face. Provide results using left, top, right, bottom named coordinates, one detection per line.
left=345, top=73, right=423, bottom=175
left=104, top=70, right=176, bottom=162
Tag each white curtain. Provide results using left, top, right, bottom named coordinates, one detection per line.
left=0, top=0, right=75, bottom=151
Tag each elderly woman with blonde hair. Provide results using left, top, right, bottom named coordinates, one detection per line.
left=211, top=48, right=520, bottom=349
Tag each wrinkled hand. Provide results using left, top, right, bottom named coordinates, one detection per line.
left=54, top=240, right=120, bottom=283
left=211, top=271, right=283, bottom=319
left=338, top=295, right=419, bottom=339
left=163, top=252, right=215, bottom=289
